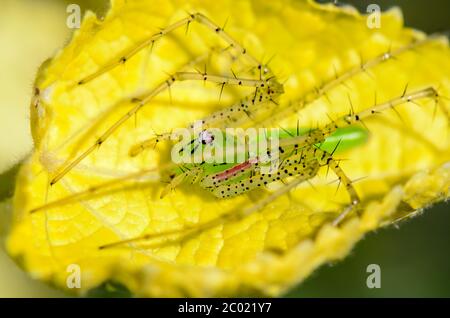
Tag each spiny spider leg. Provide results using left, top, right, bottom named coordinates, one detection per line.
left=274, top=87, right=439, bottom=150
left=77, top=12, right=266, bottom=85
left=159, top=166, right=204, bottom=199
left=129, top=82, right=283, bottom=157
left=52, top=12, right=281, bottom=185
left=256, top=35, right=446, bottom=127
left=50, top=71, right=274, bottom=185
left=127, top=44, right=268, bottom=157
left=30, top=162, right=178, bottom=213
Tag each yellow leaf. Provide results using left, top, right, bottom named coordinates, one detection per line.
left=6, top=0, right=450, bottom=297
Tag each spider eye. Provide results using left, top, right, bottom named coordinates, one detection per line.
left=199, top=130, right=215, bottom=145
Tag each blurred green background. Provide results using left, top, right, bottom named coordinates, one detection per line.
left=0, top=0, right=448, bottom=297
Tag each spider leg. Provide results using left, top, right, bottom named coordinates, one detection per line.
left=52, top=10, right=287, bottom=185
left=77, top=12, right=270, bottom=86
left=50, top=71, right=271, bottom=185
left=160, top=166, right=204, bottom=199
left=275, top=87, right=439, bottom=151
left=129, top=94, right=282, bottom=157
left=30, top=163, right=174, bottom=214
left=257, top=35, right=446, bottom=127
left=322, top=155, right=361, bottom=226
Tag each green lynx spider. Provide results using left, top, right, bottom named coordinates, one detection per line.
left=30, top=12, right=448, bottom=249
